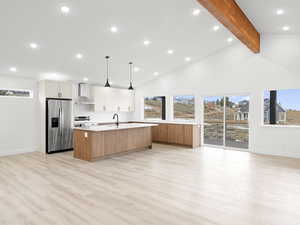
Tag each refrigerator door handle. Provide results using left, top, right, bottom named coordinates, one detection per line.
left=61, top=107, right=64, bottom=137
left=59, top=107, right=62, bottom=136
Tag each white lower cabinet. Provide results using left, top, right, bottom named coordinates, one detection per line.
left=93, top=87, right=134, bottom=112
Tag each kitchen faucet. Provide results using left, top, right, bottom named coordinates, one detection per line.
left=113, top=113, right=119, bottom=127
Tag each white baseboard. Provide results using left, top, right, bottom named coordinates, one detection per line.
left=253, top=147, right=300, bottom=159
left=0, top=147, right=39, bottom=157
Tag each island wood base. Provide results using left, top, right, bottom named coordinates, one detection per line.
left=73, top=127, right=152, bottom=161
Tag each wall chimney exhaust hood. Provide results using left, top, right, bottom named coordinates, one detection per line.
left=77, top=83, right=94, bottom=104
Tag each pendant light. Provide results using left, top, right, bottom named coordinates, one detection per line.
left=104, top=56, right=111, bottom=87
left=128, top=62, right=134, bottom=90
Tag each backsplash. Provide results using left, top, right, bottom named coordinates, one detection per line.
left=73, top=103, right=134, bottom=122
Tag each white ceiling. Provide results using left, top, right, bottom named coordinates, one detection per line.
left=0, top=0, right=298, bottom=87
left=237, top=0, right=300, bottom=34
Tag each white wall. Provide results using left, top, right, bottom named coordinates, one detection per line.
left=135, top=34, right=300, bottom=158
left=0, top=76, right=39, bottom=156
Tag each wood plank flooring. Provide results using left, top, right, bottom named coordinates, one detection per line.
left=0, top=144, right=300, bottom=225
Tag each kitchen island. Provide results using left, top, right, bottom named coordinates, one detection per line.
left=73, top=123, right=157, bottom=161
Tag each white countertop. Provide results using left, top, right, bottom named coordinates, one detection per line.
left=73, top=120, right=200, bottom=126
left=73, top=123, right=158, bottom=132
left=134, top=120, right=200, bottom=125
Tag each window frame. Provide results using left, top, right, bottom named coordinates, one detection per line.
left=172, top=95, right=195, bottom=121
left=261, top=89, right=300, bottom=128
left=0, top=88, right=33, bottom=98
left=143, top=96, right=166, bottom=121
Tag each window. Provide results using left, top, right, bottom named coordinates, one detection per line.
left=144, top=96, right=166, bottom=120
left=264, top=89, right=300, bottom=126
left=173, top=95, right=195, bottom=120
left=0, top=89, right=33, bottom=98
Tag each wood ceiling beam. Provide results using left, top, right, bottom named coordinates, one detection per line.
left=196, top=0, right=260, bottom=53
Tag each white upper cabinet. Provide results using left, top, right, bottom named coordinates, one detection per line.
left=93, top=87, right=134, bottom=112
left=119, top=89, right=134, bottom=112
left=40, top=80, right=73, bottom=99
left=59, top=82, right=73, bottom=99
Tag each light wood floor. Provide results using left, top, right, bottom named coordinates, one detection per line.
left=1, top=144, right=300, bottom=225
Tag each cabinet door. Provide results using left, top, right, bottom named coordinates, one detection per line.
left=118, top=89, right=129, bottom=112
left=168, top=124, right=184, bottom=144
left=90, top=132, right=104, bottom=158
left=129, top=91, right=135, bottom=112
left=183, top=125, right=193, bottom=146
left=45, top=81, right=60, bottom=98
left=151, top=126, right=159, bottom=142
left=116, top=130, right=129, bottom=153
left=109, top=88, right=120, bottom=112
left=93, top=87, right=108, bottom=112
left=103, top=131, right=118, bottom=155
left=60, top=82, right=73, bottom=99
left=73, top=130, right=91, bottom=161
left=157, top=124, right=168, bottom=143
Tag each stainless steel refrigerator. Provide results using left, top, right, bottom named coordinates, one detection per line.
left=46, top=98, right=73, bottom=154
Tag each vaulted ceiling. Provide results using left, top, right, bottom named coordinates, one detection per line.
left=0, top=0, right=298, bottom=87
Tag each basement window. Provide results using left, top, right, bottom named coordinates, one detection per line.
left=173, top=95, right=195, bottom=120
left=264, top=89, right=300, bottom=126
left=0, top=89, right=33, bottom=98
left=144, top=96, right=166, bottom=120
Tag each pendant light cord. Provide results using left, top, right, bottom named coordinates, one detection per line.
left=106, top=56, right=110, bottom=80
left=129, top=62, right=133, bottom=82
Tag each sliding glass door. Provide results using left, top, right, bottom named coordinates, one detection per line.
left=203, top=96, right=224, bottom=146
left=203, top=95, right=249, bottom=150
left=225, top=96, right=249, bottom=149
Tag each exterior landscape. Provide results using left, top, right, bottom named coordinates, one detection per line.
left=144, top=96, right=195, bottom=120
left=204, top=96, right=249, bottom=149
left=173, top=96, right=195, bottom=120
left=264, top=89, right=300, bottom=125
left=144, top=97, right=163, bottom=119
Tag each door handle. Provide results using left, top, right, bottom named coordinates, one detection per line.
left=59, top=107, right=63, bottom=136
left=61, top=107, right=64, bottom=136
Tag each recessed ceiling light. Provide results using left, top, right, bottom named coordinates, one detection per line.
left=60, top=6, right=70, bottom=14
left=110, top=26, right=118, bottom=33
left=10, top=67, right=17, bottom=72
left=167, top=49, right=174, bottom=54
left=227, top=37, right=233, bottom=43
left=276, top=9, right=284, bottom=15
left=76, top=53, right=83, bottom=59
left=192, top=9, right=201, bottom=16
left=282, top=26, right=290, bottom=31
left=185, top=57, right=191, bottom=62
left=83, top=77, right=88, bottom=82
left=153, top=72, right=159, bottom=76
left=134, top=67, right=140, bottom=72
left=29, top=43, right=38, bottom=49
left=213, top=25, right=220, bottom=31
left=143, top=40, right=151, bottom=46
